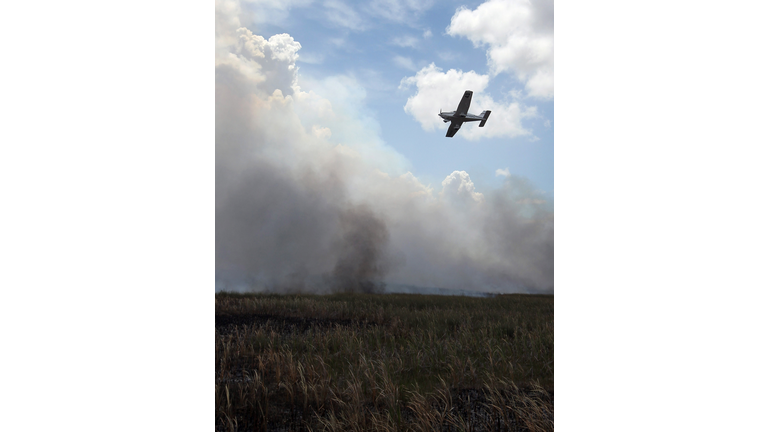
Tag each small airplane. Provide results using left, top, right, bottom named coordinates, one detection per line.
left=438, top=90, right=491, bottom=138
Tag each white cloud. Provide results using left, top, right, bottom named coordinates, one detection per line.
left=236, top=0, right=315, bottom=26
left=399, top=64, right=488, bottom=131
left=495, top=168, right=510, bottom=177
left=217, top=27, right=302, bottom=96
left=245, top=0, right=313, bottom=7
left=393, top=56, right=417, bottom=71
left=447, top=0, right=554, bottom=99
left=316, top=0, right=436, bottom=31
left=437, top=51, right=457, bottom=62
left=328, top=37, right=346, bottom=48
left=365, top=0, right=435, bottom=24
left=259, top=33, right=302, bottom=64
left=399, top=63, right=535, bottom=140
left=423, top=29, right=432, bottom=38
left=440, top=171, right=484, bottom=204
left=391, top=35, right=420, bottom=48
left=324, top=0, right=367, bottom=31
left=508, top=88, right=524, bottom=99
left=296, top=51, right=324, bottom=64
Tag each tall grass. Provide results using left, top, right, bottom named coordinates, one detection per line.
left=215, top=292, right=553, bottom=431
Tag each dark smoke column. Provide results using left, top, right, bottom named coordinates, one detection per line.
left=331, top=205, right=391, bottom=293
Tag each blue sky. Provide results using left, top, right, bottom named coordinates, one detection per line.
left=243, top=0, right=554, bottom=198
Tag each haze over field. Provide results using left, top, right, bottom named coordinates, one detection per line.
left=215, top=0, right=554, bottom=294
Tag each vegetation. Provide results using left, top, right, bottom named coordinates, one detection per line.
left=215, top=292, right=554, bottom=431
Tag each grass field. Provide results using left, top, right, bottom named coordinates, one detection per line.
left=215, top=292, right=554, bottom=431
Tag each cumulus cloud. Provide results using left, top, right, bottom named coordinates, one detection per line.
left=216, top=0, right=553, bottom=293
left=447, top=0, right=554, bottom=99
left=234, top=28, right=302, bottom=95
left=441, top=171, right=485, bottom=204
left=399, top=63, right=536, bottom=140
left=496, top=168, right=510, bottom=177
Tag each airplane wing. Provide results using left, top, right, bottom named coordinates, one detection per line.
left=446, top=121, right=462, bottom=137
left=454, top=90, right=473, bottom=116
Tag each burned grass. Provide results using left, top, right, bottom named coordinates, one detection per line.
left=215, top=292, right=553, bottom=431
left=215, top=313, right=373, bottom=336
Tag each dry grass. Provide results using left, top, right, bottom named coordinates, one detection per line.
left=215, top=292, right=553, bottom=431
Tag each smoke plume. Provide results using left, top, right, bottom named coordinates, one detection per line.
left=331, top=205, right=391, bottom=293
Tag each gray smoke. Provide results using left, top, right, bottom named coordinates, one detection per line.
left=215, top=0, right=553, bottom=295
left=215, top=43, right=393, bottom=292
left=331, top=205, right=391, bottom=293
left=482, top=176, right=554, bottom=293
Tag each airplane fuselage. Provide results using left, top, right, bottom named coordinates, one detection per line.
left=439, top=111, right=482, bottom=124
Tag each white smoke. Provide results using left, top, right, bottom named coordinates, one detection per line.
left=215, top=0, right=553, bottom=293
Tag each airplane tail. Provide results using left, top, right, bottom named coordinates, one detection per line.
left=479, top=110, right=492, bottom=127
